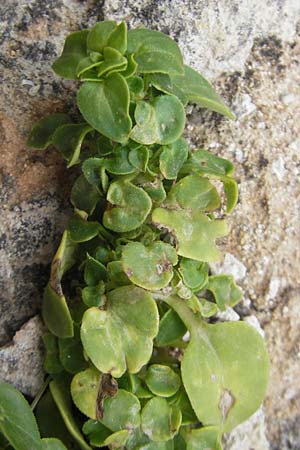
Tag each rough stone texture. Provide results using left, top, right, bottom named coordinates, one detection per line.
left=0, top=315, right=45, bottom=397
left=0, top=1, right=299, bottom=448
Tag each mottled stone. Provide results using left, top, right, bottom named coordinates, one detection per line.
left=0, top=315, right=45, bottom=397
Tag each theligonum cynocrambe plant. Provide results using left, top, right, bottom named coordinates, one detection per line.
left=0, top=21, right=269, bottom=450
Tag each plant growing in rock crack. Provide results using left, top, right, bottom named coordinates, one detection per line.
left=0, top=21, right=269, bottom=450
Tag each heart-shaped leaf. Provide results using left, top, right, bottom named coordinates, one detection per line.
left=206, top=275, right=243, bottom=311
left=77, top=74, right=132, bottom=143
left=141, top=397, right=181, bottom=442
left=127, top=28, right=183, bottom=75
left=103, top=180, right=152, bottom=233
left=50, top=379, right=92, bottom=450
left=27, top=113, right=71, bottom=149
left=185, top=426, right=222, bottom=450
left=87, top=21, right=117, bottom=53
left=145, top=365, right=181, bottom=397
left=130, top=96, right=185, bottom=145
left=159, top=138, right=188, bottom=179
left=81, top=285, right=159, bottom=377
left=179, top=259, right=208, bottom=291
left=166, top=175, right=220, bottom=211
left=51, top=123, right=93, bottom=168
left=166, top=296, right=269, bottom=433
left=52, top=30, right=89, bottom=79
left=42, top=231, right=76, bottom=338
left=152, top=208, right=227, bottom=262
left=122, top=241, right=177, bottom=290
left=0, top=382, right=42, bottom=450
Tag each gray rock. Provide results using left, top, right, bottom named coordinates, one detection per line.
left=0, top=315, right=45, bottom=397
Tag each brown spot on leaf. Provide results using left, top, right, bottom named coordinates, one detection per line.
left=96, top=373, right=118, bottom=420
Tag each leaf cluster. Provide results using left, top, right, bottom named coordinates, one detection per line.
left=1, top=21, right=269, bottom=450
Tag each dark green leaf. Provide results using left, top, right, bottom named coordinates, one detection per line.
left=87, top=21, right=117, bottom=53
left=129, top=146, right=149, bottom=172
left=27, top=113, right=71, bottom=149
left=0, top=382, right=42, bottom=450
left=51, top=123, right=92, bottom=168
left=159, top=138, right=189, bottom=179
left=77, top=74, right=132, bottom=143
left=67, top=215, right=100, bottom=243
left=43, top=333, right=63, bottom=374
left=97, top=47, right=127, bottom=77
left=59, top=325, right=88, bottom=374
left=107, top=22, right=127, bottom=54
left=82, top=285, right=106, bottom=308
left=84, top=254, right=107, bottom=285
left=155, top=308, right=187, bottom=347
left=103, top=180, right=152, bottom=233
left=127, top=28, right=183, bottom=75
left=82, top=158, right=102, bottom=187
left=179, top=259, right=208, bottom=291
left=71, top=175, right=100, bottom=215
left=82, top=420, right=111, bottom=447
left=183, top=149, right=234, bottom=177
left=41, top=438, right=68, bottom=450
left=103, top=145, right=135, bottom=175
left=52, top=30, right=89, bottom=79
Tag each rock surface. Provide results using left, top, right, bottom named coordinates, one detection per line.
left=0, top=1, right=299, bottom=448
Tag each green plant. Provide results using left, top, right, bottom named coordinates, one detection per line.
left=0, top=21, right=269, bottom=450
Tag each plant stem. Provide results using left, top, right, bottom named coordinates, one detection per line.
left=31, top=376, right=51, bottom=411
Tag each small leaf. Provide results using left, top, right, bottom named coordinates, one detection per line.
left=41, top=438, right=68, bottom=450
left=103, top=180, right=152, bottom=233
left=104, top=429, right=130, bottom=448
left=52, top=30, right=89, bottom=79
left=82, top=420, right=111, bottom=447
left=141, top=397, right=181, bottom=442
left=87, top=21, right=117, bottom=53
left=77, top=74, right=132, bottom=143
left=0, top=382, right=42, bottom=450
left=43, top=333, right=63, bottom=374
left=121, top=54, right=137, bottom=78
left=206, top=275, right=243, bottom=311
left=97, top=47, right=127, bottom=77
left=82, top=285, right=106, bottom=308
left=27, top=113, right=71, bottom=149
left=129, top=146, right=149, bottom=172
left=59, top=325, right=88, bottom=374
left=130, top=96, right=185, bottom=145
left=149, top=73, right=188, bottom=105
left=42, top=231, right=76, bottom=338
left=127, top=28, right=183, bottom=75
left=107, top=22, right=127, bottom=54
left=186, top=426, right=222, bottom=450
left=183, top=149, right=234, bottom=177
left=81, top=285, right=159, bottom=377
left=198, top=298, right=218, bottom=318
left=222, top=176, right=238, bottom=213
left=71, top=175, right=100, bottom=215
left=71, top=368, right=101, bottom=420
left=50, top=379, right=92, bottom=450
left=179, top=259, right=208, bottom=291
left=82, top=157, right=102, bottom=187
left=84, top=254, right=107, bottom=285
left=152, top=208, right=227, bottom=262
left=67, top=215, right=100, bottom=243
left=159, top=138, right=189, bottom=179
left=145, top=365, right=181, bottom=397
left=122, top=241, right=177, bottom=290
left=166, top=296, right=270, bottom=433
left=76, top=55, right=103, bottom=78
left=51, top=123, right=93, bottom=168
left=103, top=145, right=135, bottom=175
left=106, top=261, right=130, bottom=289
left=155, top=308, right=187, bottom=347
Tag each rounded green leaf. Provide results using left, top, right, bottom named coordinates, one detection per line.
left=179, top=259, right=208, bottom=291
left=71, top=368, right=101, bottom=419
left=103, top=181, right=152, bottom=233
left=127, top=28, right=183, bottom=75
left=103, top=145, right=135, bottom=175
left=27, top=113, right=71, bottom=149
left=129, top=146, right=149, bottom=172
left=51, top=123, right=93, bottom=168
left=82, top=157, right=103, bottom=186
left=67, top=215, right=100, bottom=243
left=87, top=21, right=117, bottom=53
left=141, top=397, right=181, bottom=442
left=159, top=137, right=189, bottom=179
left=81, top=285, right=159, bottom=377
left=101, top=390, right=141, bottom=432
left=82, top=285, right=106, bottom=308
left=52, top=30, right=89, bottom=79
left=77, top=74, right=132, bottom=143
left=152, top=208, right=227, bottom=262
left=0, top=382, right=42, bottom=450
left=167, top=175, right=220, bottom=211
left=122, top=241, right=177, bottom=290
left=41, top=438, right=68, bottom=450
left=145, top=365, right=181, bottom=397
left=167, top=297, right=270, bottom=432
left=130, top=96, right=185, bottom=146
left=104, top=429, right=129, bottom=448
